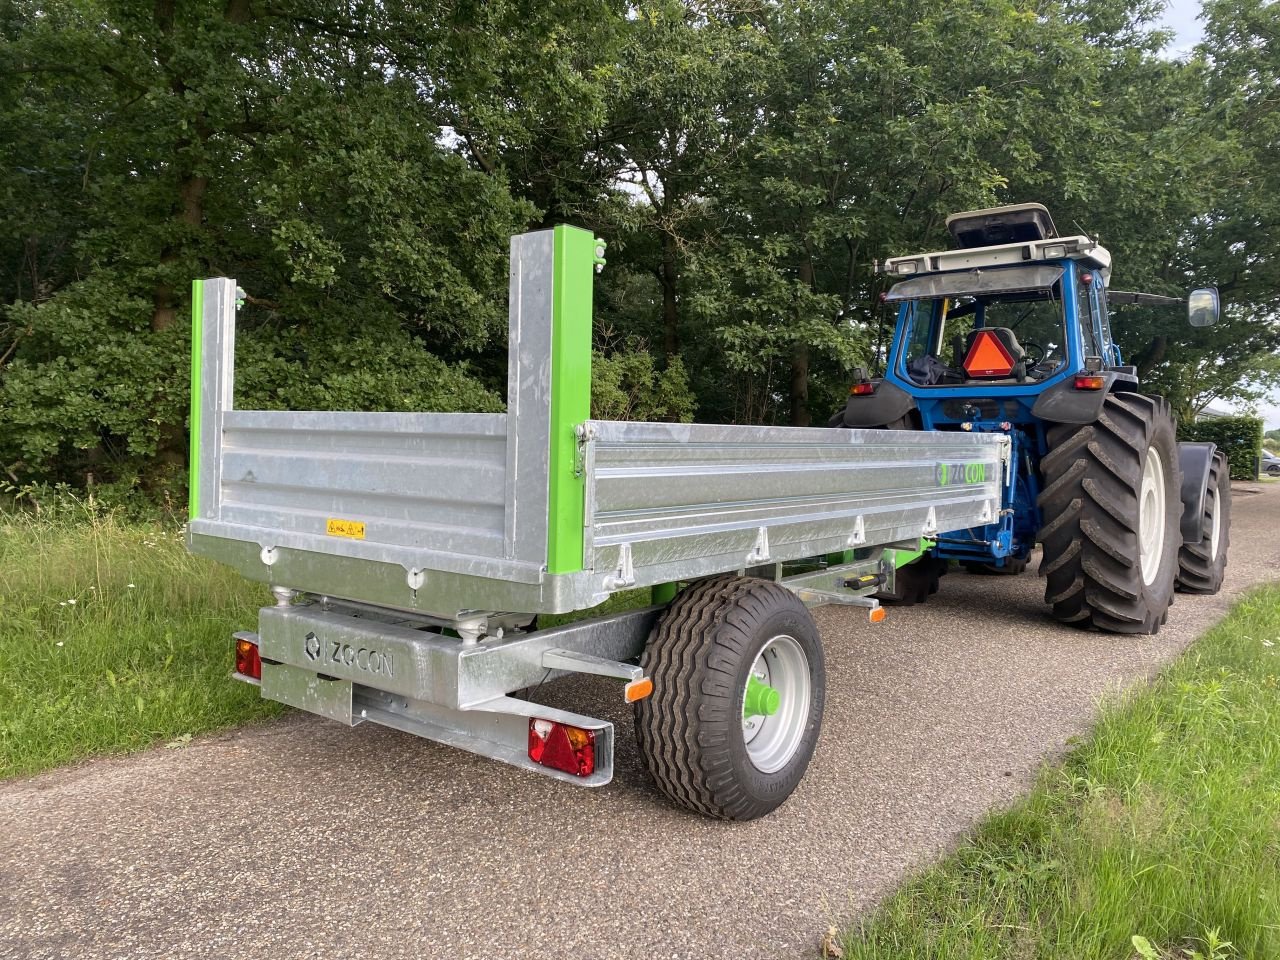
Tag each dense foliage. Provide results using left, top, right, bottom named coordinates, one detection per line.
left=1178, top=414, right=1265, bottom=479
left=2, top=0, right=1279, bottom=494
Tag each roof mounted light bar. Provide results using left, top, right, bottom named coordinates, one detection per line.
left=876, top=235, right=1112, bottom=279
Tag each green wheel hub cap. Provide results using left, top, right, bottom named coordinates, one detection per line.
left=744, top=674, right=781, bottom=718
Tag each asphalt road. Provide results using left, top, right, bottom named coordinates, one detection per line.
left=3, top=483, right=1278, bottom=960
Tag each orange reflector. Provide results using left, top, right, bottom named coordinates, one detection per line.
left=624, top=677, right=654, bottom=703
left=1074, top=374, right=1105, bottom=390
left=962, top=331, right=1016, bottom=377
left=869, top=607, right=887, bottom=623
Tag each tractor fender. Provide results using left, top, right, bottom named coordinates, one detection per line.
left=1177, top=442, right=1216, bottom=545
left=831, top=379, right=917, bottom=428
left=1029, top=372, right=1120, bottom=424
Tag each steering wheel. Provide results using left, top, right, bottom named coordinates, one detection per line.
left=1021, top=340, right=1046, bottom=366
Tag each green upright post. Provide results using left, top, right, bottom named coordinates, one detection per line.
left=188, top=279, right=205, bottom=521
left=544, top=225, right=600, bottom=575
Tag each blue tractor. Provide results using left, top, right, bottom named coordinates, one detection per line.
left=831, top=204, right=1230, bottom=633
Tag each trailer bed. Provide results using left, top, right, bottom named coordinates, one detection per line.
left=186, top=226, right=1009, bottom=618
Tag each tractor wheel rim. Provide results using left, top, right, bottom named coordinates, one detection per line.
left=741, top=634, right=810, bottom=774
left=1208, top=487, right=1221, bottom=562
left=1139, top=446, right=1167, bottom=586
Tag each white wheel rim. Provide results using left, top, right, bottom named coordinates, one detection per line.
left=1208, top=487, right=1221, bottom=561
left=1139, top=446, right=1168, bottom=586
left=741, top=635, right=810, bottom=774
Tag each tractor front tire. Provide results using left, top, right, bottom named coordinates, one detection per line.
left=1176, top=450, right=1231, bottom=594
left=635, top=575, right=825, bottom=821
left=961, top=557, right=1029, bottom=576
left=877, top=555, right=947, bottom=604
left=1037, top=393, right=1181, bottom=634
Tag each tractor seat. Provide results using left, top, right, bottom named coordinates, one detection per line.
left=952, top=327, right=1027, bottom=380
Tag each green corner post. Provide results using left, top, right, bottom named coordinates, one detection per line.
left=188, top=279, right=205, bottom=521
left=544, top=225, right=603, bottom=575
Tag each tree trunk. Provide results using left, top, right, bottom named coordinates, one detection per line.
left=790, top=258, right=816, bottom=427
left=789, top=342, right=810, bottom=426
left=661, top=232, right=679, bottom=360
left=1134, top=335, right=1168, bottom=380
left=152, top=174, right=209, bottom=332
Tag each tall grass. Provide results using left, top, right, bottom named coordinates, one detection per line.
left=0, top=501, right=279, bottom=779
left=841, top=585, right=1280, bottom=960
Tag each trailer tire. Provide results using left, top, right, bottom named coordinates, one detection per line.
left=634, top=575, right=825, bottom=821
left=1037, top=393, right=1181, bottom=634
left=1176, top=450, right=1230, bottom=594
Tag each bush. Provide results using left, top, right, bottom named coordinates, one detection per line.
left=591, top=341, right=696, bottom=423
left=1177, top=415, right=1264, bottom=479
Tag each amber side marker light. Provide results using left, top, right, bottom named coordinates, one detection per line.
left=624, top=677, right=654, bottom=702
left=869, top=607, right=887, bottom=623
left=1073, top=374, right=1106, bottom=391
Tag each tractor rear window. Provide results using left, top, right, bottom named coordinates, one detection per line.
left=898, top=284, right=1067, bottom=387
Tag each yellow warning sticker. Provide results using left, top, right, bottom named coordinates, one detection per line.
left=326, top=518, right=366, bottom=540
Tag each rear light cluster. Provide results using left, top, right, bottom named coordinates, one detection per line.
left=1073, top=374, right=1106, bottom=391
left=850, top=382, right=875, bottom=396
left=528, top=718, right=596, bottom=777
left=234, top=634, right=262, bottom=681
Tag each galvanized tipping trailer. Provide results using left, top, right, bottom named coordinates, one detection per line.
left=187, top=225, right=1009, bottom=820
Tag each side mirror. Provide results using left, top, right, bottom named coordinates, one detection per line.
left=1188, top=287, right=1219, bottom=327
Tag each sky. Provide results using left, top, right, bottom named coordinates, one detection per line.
left=1159, top=0, right=1206, bottom=55
left=1154, top=2, right=1280, bottom=428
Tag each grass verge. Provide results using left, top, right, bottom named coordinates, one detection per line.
left=0, top=505, right=279, bottom=780
left=838, top=584, right=1280, bottom=960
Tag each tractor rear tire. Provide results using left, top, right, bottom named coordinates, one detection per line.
left=1037, top=393, right=1181, bottom=634
left=1176, top=450, right=1231, bottom=594
left=634, top=575, right=825, bottom=820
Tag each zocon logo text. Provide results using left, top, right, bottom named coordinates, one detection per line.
left=936, top=462, right=992, bottom=486
left=303, top=632, right=395, bottom=677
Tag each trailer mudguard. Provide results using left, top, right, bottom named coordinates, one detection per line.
left=832, top=379, right=916, bottom=428
left=1177, top=441, right=1216, bottom=544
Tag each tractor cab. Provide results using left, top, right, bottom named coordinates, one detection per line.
left=876, top=204, right=1121, bottom=426
left=830, top=203, right=1231, bottom=635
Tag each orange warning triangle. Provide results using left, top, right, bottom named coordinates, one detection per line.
left=963, top=330, right=1015, bottom=377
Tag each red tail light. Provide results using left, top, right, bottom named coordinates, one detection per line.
left=962, top=331, right=1016, bottom=377
left=234, top=635, right=262, bottom=680
left=529, top=718, right=596, bottom=777
left=1073, top=374, right=1105, bottom=390
left=850, top=382, right=876, bottom=396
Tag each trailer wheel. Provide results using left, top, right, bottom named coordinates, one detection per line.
left=1176, top=450, right=1231, bottom=594
left=1037, top=393, right=1181, bottom=634
left=634, top=575, right=825, bottom=821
